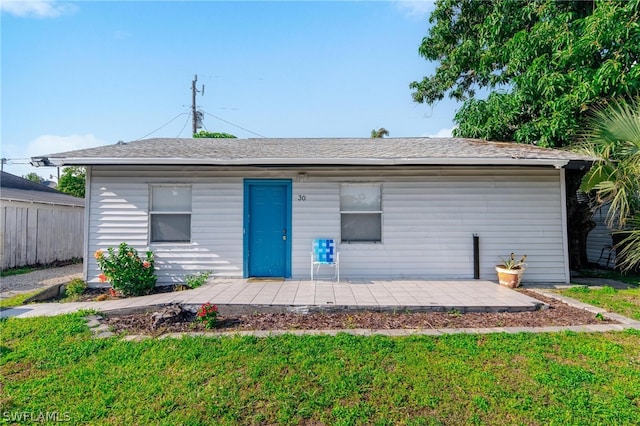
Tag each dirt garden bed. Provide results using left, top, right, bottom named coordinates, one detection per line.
left=102, top=290, right=617, bottom=336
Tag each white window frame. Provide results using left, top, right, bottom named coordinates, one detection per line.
left=149, top=184, right=192, bottom=244
left=340, top=183, right=383, bottom=243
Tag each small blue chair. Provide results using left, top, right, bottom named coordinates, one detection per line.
left=311, top=238, right=340, bottom=282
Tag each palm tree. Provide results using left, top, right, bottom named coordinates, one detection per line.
left=370, top=128, right=389, bottom=138
left=575, top=99, right=640, bottom=272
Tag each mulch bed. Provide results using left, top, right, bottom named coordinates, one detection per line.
left=102, top=289, right=617, bottom=336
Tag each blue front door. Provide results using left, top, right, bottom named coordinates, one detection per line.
left=244, top=180, right=292, bottom=277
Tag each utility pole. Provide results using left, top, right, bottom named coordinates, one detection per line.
left=191, top=74, right=205, bottom=136
left=0, top=158, right=6, bottom=172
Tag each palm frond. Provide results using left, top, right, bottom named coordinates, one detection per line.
left=573, top=98, right=640, bottom=229
left=614, top=217, right=640, bottom=272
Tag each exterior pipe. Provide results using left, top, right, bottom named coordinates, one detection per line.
left=473, top=234, right=480, bottom=279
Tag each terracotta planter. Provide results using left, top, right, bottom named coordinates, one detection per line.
left=495, top=265, right=525, bottom=288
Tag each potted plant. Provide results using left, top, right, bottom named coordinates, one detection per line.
left=495, top=253, right=527, bottom=288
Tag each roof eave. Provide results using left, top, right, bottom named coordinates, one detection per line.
left=42, top=157, right=572, bottom=168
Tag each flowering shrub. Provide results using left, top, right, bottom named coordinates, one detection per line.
left=196, top=302, right=218, bottom=329
left=94, top=242, right=157, bottom=296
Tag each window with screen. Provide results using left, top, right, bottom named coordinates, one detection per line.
left=340, top=183, right=382, bottom=243
left=149, top=185, right=192, bottom=243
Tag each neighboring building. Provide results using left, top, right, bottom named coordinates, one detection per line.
left=586, top=203, right=616, bottom=268
left=31, top=137, right=592, bottom=285
left=0, top=171, right=84, bottom=269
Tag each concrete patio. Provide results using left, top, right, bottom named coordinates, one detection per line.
left=1, top=278, right=546, bottom=318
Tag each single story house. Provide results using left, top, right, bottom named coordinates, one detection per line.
left=0, top=171, right=84, bottom=269
left=31, top=137, right=592, bottom=285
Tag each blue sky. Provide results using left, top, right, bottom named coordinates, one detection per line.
left=1, top=0, right=458, bottom=179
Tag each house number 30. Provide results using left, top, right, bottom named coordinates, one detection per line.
left=297, top=195, right=307, bottom=201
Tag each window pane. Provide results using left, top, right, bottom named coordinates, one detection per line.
left=152, top=186, right=191, bottom=211
left=340, top=184, right=381, bottom=212
left=341, top=213, right=381, bottom=242
left=151, top=214, right=191, bottom=242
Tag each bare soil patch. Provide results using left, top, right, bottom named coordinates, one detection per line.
left=102, top=290, right=616, bottom=336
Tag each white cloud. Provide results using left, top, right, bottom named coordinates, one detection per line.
left=424, top=127, right=455, bottom=138
left=394, top=0, right=436, bottom=19
left=27, top=134, right=108, bottom=157
left=1, top=134, right=107, bottom=179
left=0, top=0, right=77, bottom=18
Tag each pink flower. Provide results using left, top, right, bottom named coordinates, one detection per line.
left=98, top=273, right=108, bottom=282
left=143, top=261, right=151, bottom=268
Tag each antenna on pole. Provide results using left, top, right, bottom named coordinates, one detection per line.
left=191, top=74, right=205, bottom=136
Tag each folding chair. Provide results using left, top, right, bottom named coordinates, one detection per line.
left=311, top=238, right=340, bottom=282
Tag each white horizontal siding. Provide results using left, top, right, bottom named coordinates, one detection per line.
left=86, top=166, right=568, bottom=285
left=586, top=204, right=615, bottom=267
left=87, top=172, right=244, bottom=285
left=292, top=171, right=566, bottom=282
left=292, top=181, right=341, bottom=278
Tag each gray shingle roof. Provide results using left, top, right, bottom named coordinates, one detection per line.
left=1, top=171, right=84, bottom=207
left=34, top=137, right=593, bottom=168
left=1, top=171, right=61, bottom=193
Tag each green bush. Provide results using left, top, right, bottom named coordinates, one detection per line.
left=185, top=271, right=211, bottom=289
left=64, top=278, right=87, bottom=300
left=94, top=243, right=157, bottom=296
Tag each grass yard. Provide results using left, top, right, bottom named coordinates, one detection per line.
left=559, top=285, right=640, bottom=321
left=0, top=267, right=36, bottom=278
left=2, top=313, right=640, bottom=425
left=0, top=291, right=40, bottom=309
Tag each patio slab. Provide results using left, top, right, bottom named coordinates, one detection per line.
left=0, top=279, right=546, bottom=318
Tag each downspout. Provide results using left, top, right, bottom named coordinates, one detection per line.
left=473, top=234, right=480, bottom=279
left=559, top=168, right=570, bottom=284
left=82, top=166, right=91, bottom=282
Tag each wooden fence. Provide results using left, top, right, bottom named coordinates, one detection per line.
left=1, top=201, right=84, bottom=270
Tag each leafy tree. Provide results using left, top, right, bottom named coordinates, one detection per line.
left=371, top=128, right=389, bottom=138
left=411, top=0, right=640, bottom=148
left=193, top=130, right=237, bottom=138
left=575, top=99, right=640, bottom=272
left=57, top=166, right=85, bottom=198
left=23, top=172, right=44, bottom=184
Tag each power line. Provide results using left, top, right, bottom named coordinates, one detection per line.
left=176, top=111, right=192, bottom=138
left=134, top=109, right=190, bottom=141
left=201, top=110, right=266, bottom=138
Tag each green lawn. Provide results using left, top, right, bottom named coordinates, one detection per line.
left=0, top=266, right=36, bottom=277
left=2, top=313, right=640, bottom=425
left=559, top=286, right=640, bottom=321
left=0, top=291, right=40, bottom=309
